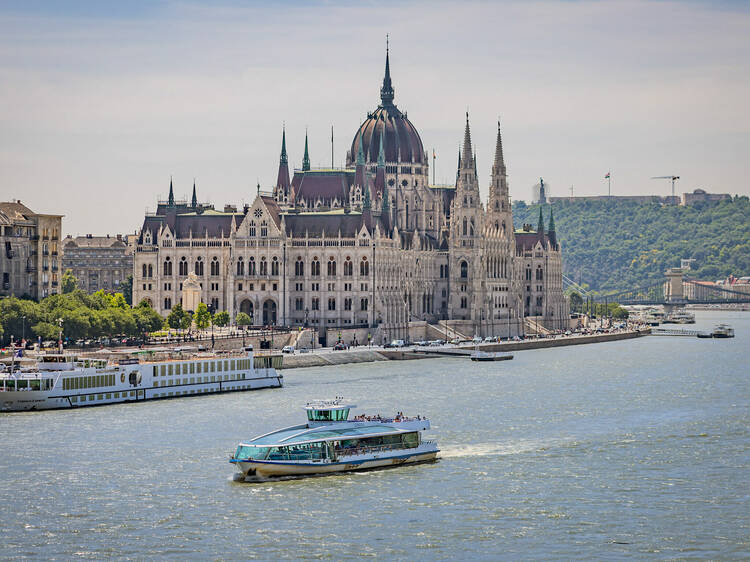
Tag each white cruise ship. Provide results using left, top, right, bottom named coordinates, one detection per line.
left=230, top=398, right=439, bottom=480
left=0, top=346, right=282, bottom=412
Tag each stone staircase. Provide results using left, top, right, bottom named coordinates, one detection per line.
left=524, top=316, right=553, bottom=336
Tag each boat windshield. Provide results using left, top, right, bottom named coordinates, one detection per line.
left=307, top=408, right=349, bottom=422
left=235, top=446, right=270, bottom=460
left=235, top=442, right=328, bottom=461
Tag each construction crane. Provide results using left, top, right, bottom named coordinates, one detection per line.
left=651, top=175, right=680, bottom=198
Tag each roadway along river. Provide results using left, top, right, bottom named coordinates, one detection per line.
left=1, top=310, right=748, bottom=559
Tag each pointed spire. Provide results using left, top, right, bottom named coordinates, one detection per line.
left=280, top=125, right=288, bottom=165
left=363, top=185, right=371, bottom=210
left=548, top=207, right=557, bottom=248
left=377, top=128, right=385, bottom=168
left=494, top=119, right=506, bottom=174
left=461, top=112, right=473, bottom=168
left=302, top=130, right=310, bottom=171
left=356, top=128, right=365, bottom=166
left=380, top=35, right=395, bottom=106
left=537, top=205, right=545, bottom=233
left=191, top=179, right=197, bottom=208
left=168, top=176, right=175, bottom=206
left=548, top=207, right=556, bottom=232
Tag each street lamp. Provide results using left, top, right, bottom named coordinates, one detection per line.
left=21, top=315, right=26, bottom=346
left=57, top=317, right=64, bottom=353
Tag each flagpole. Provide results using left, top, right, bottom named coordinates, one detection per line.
left=608, top=171, right=611, bottom=197
left=432, top=148, right=436, bottom=185
left=331, top=125, right=334, bottom=169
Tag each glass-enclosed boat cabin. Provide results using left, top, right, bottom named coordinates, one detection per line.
left=304, top=399, right=355, bottom=425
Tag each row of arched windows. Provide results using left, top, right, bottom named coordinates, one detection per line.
left=293, top=256, right=369, bottom=277
left=236, top=256, right=279, bottom=276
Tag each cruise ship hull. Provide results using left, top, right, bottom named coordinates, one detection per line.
left=234, top=447, right=439, bottom=479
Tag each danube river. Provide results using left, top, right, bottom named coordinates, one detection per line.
left=1, top=310, right=748, bottom=559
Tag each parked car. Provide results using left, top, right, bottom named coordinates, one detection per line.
left=429, top=340, right=443, bottom=347
left=414, top=340, right=429, bottom=347
left=449, top=337, right=461, bottom=345
left=472, top=336, right=482, bottom=344
left=388, top=339, right=406, bottom=348
left=333, top=341, right=348, bottom=351
left=298, top=347, right=311, bottom=353
left=282, top=345, right=295, bottom=354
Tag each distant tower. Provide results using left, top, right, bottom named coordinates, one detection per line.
left=487, top=119, right=513, bottom=236
left=533, top=177, right=548, bottom=204
left=302, top=131, right=311, bottom=172
left=275, top=126, right=291, bottom=202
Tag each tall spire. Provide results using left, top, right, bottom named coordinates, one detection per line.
left=302, top=129, right=310, bottom=171
left=380, top=35, right=394, bottom=106
left=168, top=176, right=175, bottom=206
left=355, top=128, right=366, bottom=188
left=356, top=128, right=365, bottom=166
left=363, top=185, right=371, bottom=210
left=276, top=126, right=291, bottom=195
left=494, top=119, right=506, bottom=174
left=191, top=179, right=197, bottom=208
left=377, top=128, right=385, bottom=168
left=548, top=207, right=555, bottom=232
left=537, top=205, right=545, bottom=233
left=461, top=112, right=473, bottom=168
left=280, top=125, right=288, bottom=165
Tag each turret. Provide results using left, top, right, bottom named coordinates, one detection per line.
left=276, top=126, right=291, bottom=198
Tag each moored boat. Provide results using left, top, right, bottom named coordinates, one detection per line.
left=712, top=324, right=735, bottom=338
left=470, top=350, right=514, bottom=362
left=0, top=346, right=282, bottom=412
left=230, top=398, right=439, bottom=479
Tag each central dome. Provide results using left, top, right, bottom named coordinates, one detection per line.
left=349, top=49, right=425, bottom=166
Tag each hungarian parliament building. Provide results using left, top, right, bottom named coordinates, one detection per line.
left=133, top=49, right=568, bottom=340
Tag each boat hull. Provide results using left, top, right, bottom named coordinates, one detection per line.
left=234, top=448, right=439, bottom=479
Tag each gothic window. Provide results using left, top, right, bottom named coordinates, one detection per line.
left=260, top=220, right=268, bottom=237
left=495, top=200, right=499, bottom=210
left=495, top=221, right=499, bottom=230
left=460, top=296, right=468, bottom=309
left=525, top=266, right=532, bottom=281
left=142, top=264, right=147, bottom=278
left=343, top=257, right=353, bottom=276
left=195, top=257, right=204, bottom=276
left=327, top=257, right=336, bottom=277
left=295, top=256, right=304, bottom=277
left=311, top=257, right=320, bottom=277
left=179, top=257, right=188, bottom=276
left=271, top=257, right=279, bottom=276
left=164, top=297, right=172, bottom=310
left=248, top=257, right=256, bottom=276
left=311, top=297, right=320, bottom=311
left=344, top=298, right=352, bottom=311
left=462, top=218, right=467, bottom=236
left=460, top=260, right=468, bottom=279
left=470, top=218, right=475, bottom=236
left=295, top=298, right=303, bottom=311
left=210, top=257, right=220, bottom=276
left=249, top=221, right=256, bottom=237
left=463, top=196, right=467, bottom=206
left=260, top=257, right=267, bottom=276
left=163, top=257, right=172, bottom=276
left=328, top=297, right=336, bottom=311
left=536, top=266, right=544, bottom=281
left=237, top=257, right=244, bottom=276
left=360, top=257, right=369, bottom=277
left=360, top=298, right=368, bottom=311
left=502, top=221, right=506, bottom=234
left=147, top=264, right=153, bottom=278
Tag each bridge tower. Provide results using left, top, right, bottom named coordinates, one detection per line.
left=664, top=268, right=686, bottom=311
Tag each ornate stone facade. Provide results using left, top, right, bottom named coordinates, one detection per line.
left=132, top=50, right=568, bottom=338
left=62, top=234, right=132, bottom=293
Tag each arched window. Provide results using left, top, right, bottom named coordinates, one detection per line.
left=147, top=264, right=153, bottom=278
left=248, top=257, right=256, bottom=276
left=295, top=256, right=304, bottom=277
left=237, top=257, right=244, bottom=276
left=164, top=297, right=172, bottom=310
left=536, top=266, right=544, bottom=281
left=142, top=264, right=147, bottom=278
left=460, top=260, right=468, bottom=279
left=360, top=257, right=369, bottom=277
left=311, top=257, right=320, bottom=277
left=163, top=257, right=172, bottom=276
left=210, top=257, right=220, bottom=276
left=260, top=220, right=268, bottom=237
left=462, top=217, right=468, bottom=236
left=260, top=257, right=267, bottom=276
left=327, top=257, right=336, bottom=277
left=249, top=221, right=256, bottom=237
left=271, top=256, right=279, bottom=276
left=502, top=220, right=506, bottom=234
left=470, top=218, right=475, bottom=236
left=525, top=266, right=532, bottom=281
left=195, top=257, right=204, bottom=276
left=344, top=257, right=353, bottom=276
left=179, top=257, right=188, bottom=276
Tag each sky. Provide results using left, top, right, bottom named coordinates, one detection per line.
left=1, top=0, right=749, bottom=235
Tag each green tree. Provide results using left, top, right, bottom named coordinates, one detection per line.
left=612, top=306, right=629, bottom=319
left=213, top=310, right=230, bottom=327
left=194, top=302, right=211, bottom=330
left=235, top=312, right=252, bottom=327
left=0, top=297, right=40, bottom=345
left=61, top=269, right=78, bottom=294
left=167, top=303, right=188, bottom=330
left=134, top=300, right=164, bottom=335
left=121, top=274, right=133, bottom=306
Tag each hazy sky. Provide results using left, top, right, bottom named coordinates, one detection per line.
left=1, top=0, right=749, bottom=235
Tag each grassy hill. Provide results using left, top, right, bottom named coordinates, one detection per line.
left=512, top=197, right=750, bottom=293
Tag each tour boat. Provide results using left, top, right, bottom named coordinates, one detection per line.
left=712, top=324, right=735, bottom=338
left=230, top=398, right=439, bottom=479
left=0, top=346, right=282, bottom=412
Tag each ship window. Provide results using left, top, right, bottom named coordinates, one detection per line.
left=190, top=363, right=195, bottom=374
left=402, top=432, right=419, bottom=448
left=175, top=364, right=180, bottom=375
left=161, top=365, right=166, bottom=376
left=196, top=363, right=202, bottom=374
left=168, top=365, right=173, bottom=376
left=225, top=360, right=229, bottom=370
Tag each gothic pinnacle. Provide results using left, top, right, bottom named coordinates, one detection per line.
left=380, top=35, right=395, bottom=106
left=168, top=176, right=175, bottom=206
left=494, top=119, right=506, bottom=174
left=461, top=112, right=473, bottom=168
left=191, top=179, right=197, bottom=208
left=280, top=125, right=288, bottom=165
left=302, top=130, right=310, bottom=171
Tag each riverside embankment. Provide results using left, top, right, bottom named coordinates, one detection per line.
left=278, top=328, right=650, bottom=370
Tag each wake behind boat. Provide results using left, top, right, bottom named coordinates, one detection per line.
left=230, top=398, right=439, bottom=480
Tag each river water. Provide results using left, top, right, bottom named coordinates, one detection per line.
left=1, top=310, right=748, bottom=560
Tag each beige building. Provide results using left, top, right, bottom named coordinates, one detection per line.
left=0, top=200, right=63, bottom=300
left=681, top=189, right=731, bottom=206
left=62, top=234, right=133, bottom=293
left=133, top=50, right=568, bottom=340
